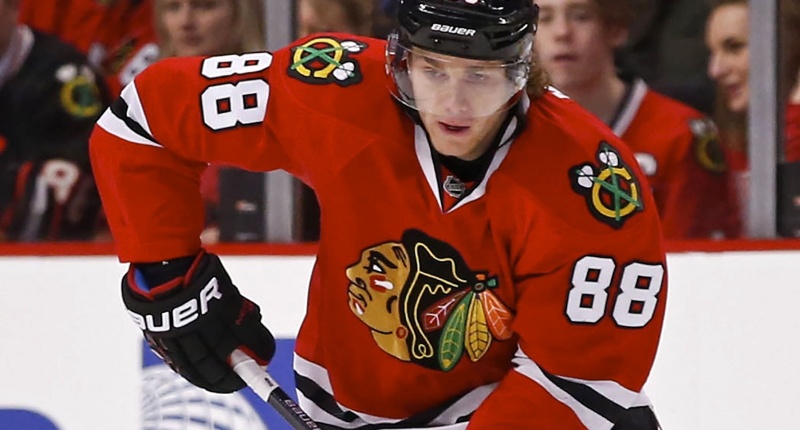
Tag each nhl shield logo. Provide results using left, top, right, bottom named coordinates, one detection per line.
left=443, top=175, right=466, bottom=198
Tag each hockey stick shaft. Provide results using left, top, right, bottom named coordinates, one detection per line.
left=230, top=349, right=321, bottom=429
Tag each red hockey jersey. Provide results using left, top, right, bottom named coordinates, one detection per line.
left=611, top=79, right=741, bottom=239
left=90, top=34, right=667, bottom=429
left=19, top=0, right=158, bottom=96
left=19, top=0, right=107, bottom=53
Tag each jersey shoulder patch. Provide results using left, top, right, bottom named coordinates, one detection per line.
left=569, top=141, right=645, bottom=229
left=287, top=35, right=367, bottom=87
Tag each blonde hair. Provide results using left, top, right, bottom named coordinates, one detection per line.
left=526, top=53, right=551, bottom=99
left=155, top=0, right=266, bottom=58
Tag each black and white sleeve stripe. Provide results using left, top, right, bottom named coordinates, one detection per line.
left=294, top=354, right=494, bottom=430
left=512, top=348, right=653, bottom=430
left=96, top=82, right=162, bottom=148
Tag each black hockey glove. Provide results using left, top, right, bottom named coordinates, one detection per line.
left=122, top=250, right=275, bottom=393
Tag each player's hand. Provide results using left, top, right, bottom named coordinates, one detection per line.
left=122, top=250, right=275, bottom=393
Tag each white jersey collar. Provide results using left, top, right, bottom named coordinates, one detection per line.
left=610, top=78, right=648, bottom=137
left=414, top=94, right=530, bottom=213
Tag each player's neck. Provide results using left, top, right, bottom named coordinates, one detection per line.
left=562, top=72, right=627, bottom=126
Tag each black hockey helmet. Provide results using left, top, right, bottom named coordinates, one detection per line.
left=387, top=0, right=540, bottom=117
left=395, top=0, right=539, bottom=61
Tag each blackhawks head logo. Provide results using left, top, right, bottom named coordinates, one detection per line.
left=570, top=142, right=644, bottom=228
left=346, top=229, right=514, bottom=372
left=288, top=37, right=366, bottom=86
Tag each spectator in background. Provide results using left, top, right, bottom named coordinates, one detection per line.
left=374, top=0, right=399, bottom=38
left=535, top=0, right=740, bottom=239
left=18, top=0, right=158, bottom=96
left=783, top=0, right=800, bottom=236
left=0, top=0, right=108, bottom=241
left=155, top=0, right=264, bottom=58
left=297, top=0, right=376, bottom=38
left=705, top=0, right=748, bottom=200
left=706, top=0, right=800, bottom=234
left=785, top=0, right=800, bottom=161
left=619, top=0, right=715, bottom=115
left=154, top=0, right=266, bottom=244
left=707, top=0, right=800, bottom=162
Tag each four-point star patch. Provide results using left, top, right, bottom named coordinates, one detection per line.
left=570, top=142, right=644, bottom=228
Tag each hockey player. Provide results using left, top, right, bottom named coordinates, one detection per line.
left=0, top=0, right=107, bottom=241
left=90, top=0, right=666, bottom=428
left=535, top=0, right=741, bottom=239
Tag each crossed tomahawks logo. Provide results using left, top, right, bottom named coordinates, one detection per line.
left=288, top=37, right=366, bottom=86
left=570, top=142, right=644, bottom=229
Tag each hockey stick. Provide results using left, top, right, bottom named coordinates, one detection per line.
left=230, top=349, right=321, bottom=429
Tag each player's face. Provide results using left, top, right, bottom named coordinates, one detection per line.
left=409, top=50, right=514, bottom=160
left=160, top=0, right=238, bottom=57
left=346, top=242, right=411, bottom=338
left=297, top=0, right=354, bottom=38
left=706, top=4, right=750, bottom=114
left=534, top=0, right=626, bottom=92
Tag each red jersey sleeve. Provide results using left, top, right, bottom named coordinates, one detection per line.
left=90, top=34, right=384, bottom=261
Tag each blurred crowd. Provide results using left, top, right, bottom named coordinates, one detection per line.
left=0, top=0, right=798, bottom=244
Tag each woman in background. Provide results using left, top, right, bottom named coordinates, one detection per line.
left=706, top=0, right=800, bottom=230
left=781, top=0, right=800, bottom=161
left=296, top=0, right=376, bottom=38
left=155, top=0, right=264, bottom=58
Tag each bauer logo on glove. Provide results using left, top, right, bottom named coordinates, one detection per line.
left=121, top=251, right=276, bottom=393
left=127, top=277, right=223, bottom=332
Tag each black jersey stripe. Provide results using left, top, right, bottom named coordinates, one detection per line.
left=540, top=368, right=627, bottom=425
left=295, top=371, right=360, bottom=423
left=110, top=97, right=159, bottom=146
left=295, top=370, right=476, bottom=429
